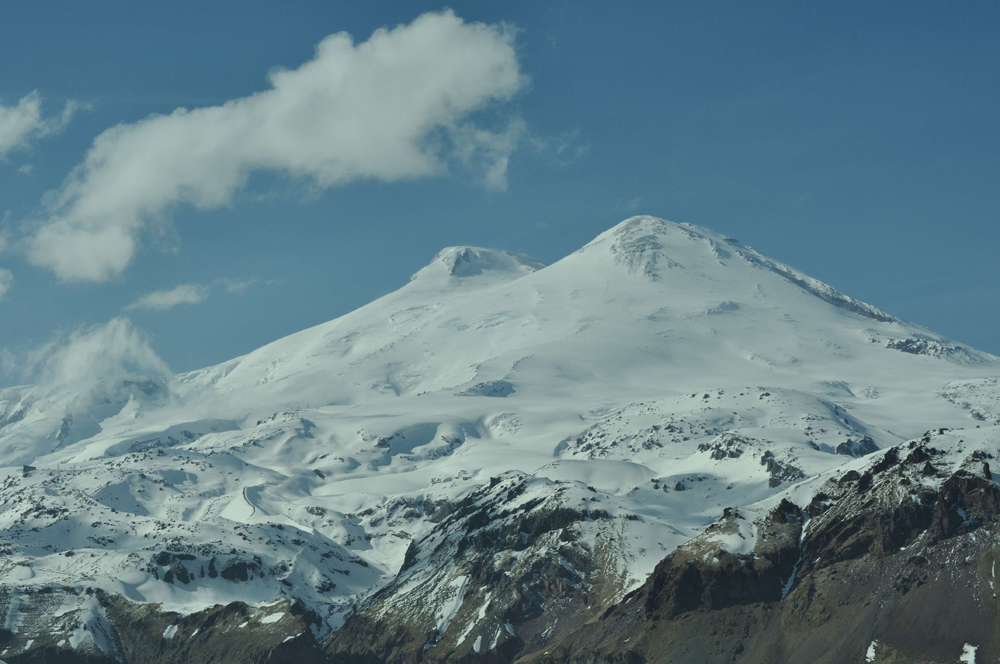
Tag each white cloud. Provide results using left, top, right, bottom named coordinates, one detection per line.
left=0, top=269, right=12, bottom=301
left=17, top=317, right=170, bottom=390
left=126, top=283, right=209, bottom=311
left=26, top=10, right=527, bottom=282
left=219, top=277, right=261, bottom=294
left=125, top=276, right=275, bottom=311
left=527, top=129, right=588, bottom=167
left=0, top=91, right=78, bottom=158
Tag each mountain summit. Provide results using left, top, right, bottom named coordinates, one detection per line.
left=409, top=246, right=546, bottom=286
left=0, top=217, right=997, bottom=663
left=577, top=216, right=896, bottom=322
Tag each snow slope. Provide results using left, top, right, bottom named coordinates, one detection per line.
left=0, top=216, right=997, bottom=645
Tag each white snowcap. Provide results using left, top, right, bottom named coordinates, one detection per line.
left=409, top=246, right=546, bottom=286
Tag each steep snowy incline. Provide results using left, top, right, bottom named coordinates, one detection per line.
left=170, top=215, right=993, bottom=427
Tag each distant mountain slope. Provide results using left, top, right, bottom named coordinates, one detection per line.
left=0, top=216, right=996, bottom=663
left=169, top=216, right=991, bottom=411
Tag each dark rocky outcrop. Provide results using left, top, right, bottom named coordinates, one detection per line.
left=0, top=592, right=323, bottom=664
left=532, top=439, right=1000, bottom=664
left=325, top=473, right=635, bottom=664
left=6, top=436, right=1000, bottom=664
left=834, top=435, right=878, bottom=458
left=641, top=501, right=802, bottom=621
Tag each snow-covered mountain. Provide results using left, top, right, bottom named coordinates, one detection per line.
left=0, top=216, right=997, bottom=663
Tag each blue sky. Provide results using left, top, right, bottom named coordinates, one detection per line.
left=1, top=1, right=998, bottom=383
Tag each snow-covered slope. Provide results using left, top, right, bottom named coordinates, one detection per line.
left=0, top=216, right=997, bottom=661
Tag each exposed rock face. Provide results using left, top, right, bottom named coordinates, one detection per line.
left=2, top=430, right=1000, bottom=663
left=885, top=338, right=984, bottom=364
left=640, top=500, right=802, bottom=621
left=318, top=429, right=1000, bottom=664
left=696, top=433, right=806, bottom=488
left=325, top=472, right=643, bottom=664
left=834, top=435, right=878, bottom=457
left=533, top=429, right=1000, bottom=664
left=0, top=593, right=325, bottom=664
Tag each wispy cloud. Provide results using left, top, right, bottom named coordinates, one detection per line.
left=25, top=10, right=527, bottom=283
left=126, top=276, right=275, bottom=312
left=0, top=92, right=79, bottom=158
left=218, top=277, right=272, bottom=294
left=126, top=284, right=209, bottom=311
left=4, top=317, right=170, bottom=391
left=528, top=129, right=588, bottom=167
left=623, top=197, right=643, bottom=212
left=0, top=269, right=12, bottom=302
